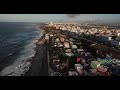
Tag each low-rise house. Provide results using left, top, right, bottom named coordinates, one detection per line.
left=51, top=72, right=61, bottom=76
left=45, top=34, right=49, bottom=40
left=63, top=42, right=70, bottom=48
left=68, top=71, right=78, bottom=76
left=60, top=37, right=65, bottom=42
left=91, top=61, right=101, bottom=69
left=75, top=64, right=83, bottom=70
left=71, top=45, right=77, bottom=49
left=89, top=69, right=97, bottom=75
left=112, top=59, right=120, bottom=64
left=65, top=53, right=74, bottom=57
left=55, top=38, right=60, bottom=42
left=117, top=33, right=120, bottom=36
left=69, top=41, right=74, bottom=45
left=57, top=43, right=63, bottom=48
left=97, top=65, right=107, bottom=75
left=84, top=52, right=91, bottom=57
left=50, top=34, right=54, bottom=37
left=76, top=68, right=83, bottom=76
left=77, top=57, right=81, bottom=63
left=77, top=49, right=84, bottom=53
left=65, top=49, right=72, bottom=53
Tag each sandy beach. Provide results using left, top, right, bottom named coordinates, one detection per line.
left=24, top=35, right=49, bottom=76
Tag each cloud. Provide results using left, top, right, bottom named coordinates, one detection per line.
left=66, top=14, right=80, bottom=18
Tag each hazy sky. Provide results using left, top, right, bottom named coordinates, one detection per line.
left=0, top=14, right=120, bottom=23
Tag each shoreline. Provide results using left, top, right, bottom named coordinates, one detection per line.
left=24, top=23, right=120, bottom=76
left=24, top=30, right=49, bottom=76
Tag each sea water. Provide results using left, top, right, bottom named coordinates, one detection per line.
left=0, top=22, right=42, bottom=76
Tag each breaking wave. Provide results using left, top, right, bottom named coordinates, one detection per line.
left=0, top=23, right=43, bottom=76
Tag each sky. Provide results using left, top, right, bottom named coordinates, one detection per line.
left=0, top=14, right=120, bottom=23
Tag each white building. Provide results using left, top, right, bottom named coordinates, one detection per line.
left=117, top=33, right=120, bottom=36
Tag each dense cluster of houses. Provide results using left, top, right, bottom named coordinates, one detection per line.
left=47, top=22, right=120, bottom=49
left=85, top=34, right=120, bottom=49
left=48, top=22, right=120, bottom=36
left=44, top=29, right=120, bottom=76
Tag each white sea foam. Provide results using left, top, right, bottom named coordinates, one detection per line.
left=0, top=27, right=42, bottom=76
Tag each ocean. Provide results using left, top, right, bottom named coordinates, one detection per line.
left=0, top=22, right=42, bottom=76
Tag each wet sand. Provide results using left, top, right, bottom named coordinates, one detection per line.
left=24, top=36, right=49, bottom=76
